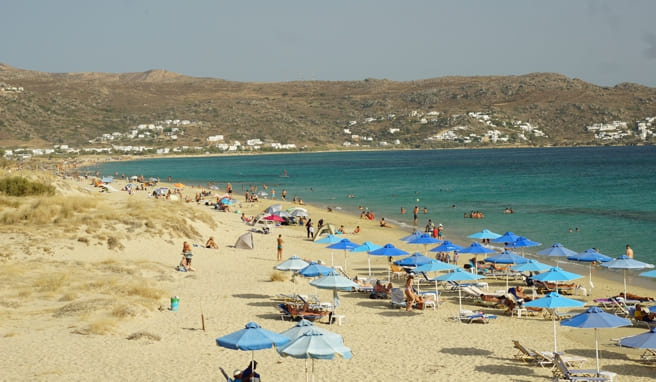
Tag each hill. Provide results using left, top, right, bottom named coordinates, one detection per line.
left=1, top=63, right=656, bottom=151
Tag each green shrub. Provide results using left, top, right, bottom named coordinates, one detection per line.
left=0, top=176, right=55, bottom=196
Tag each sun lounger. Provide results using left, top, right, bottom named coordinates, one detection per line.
left=552, top=353, right=614, bottom=381
left=457, top=310, right=497, bottom=324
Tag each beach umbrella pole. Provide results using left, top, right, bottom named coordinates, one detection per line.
left=623, top=270, right=627, bottom=299
left=595, top=328, right=600, bottom=376
left=553, top=315, right=558, bottom=353
left=368, top=257, right=372, bottom=278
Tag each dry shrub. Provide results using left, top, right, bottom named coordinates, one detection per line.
left=3, top=331, right=17, bottom=338
left=58, top=293, right=78, bottom=302
left=106, top=236, right=122, bottom=250
left=111, top=304, right=138, bottom=318
left=77, top=237, right=89, bottom=245
left=126, top=331, right=161, bottom=341
left=121, top=283, right=165, bottom=301
left=269, top=271, right=287, bottom=282
left=86, top=317, right=118, bottom=335
left=33, top=272, right=69, bottom=292
left=54, top=298, right=113, bottom=318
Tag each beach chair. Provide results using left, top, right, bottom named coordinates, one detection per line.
left=390, top=264, right=406, bottom=279
left=390, top=288, right=407, bottom=309
left=543, top=308, right=574, bottom=321
left=512, top=340, right=543, bottom=365
left=640, top=348, right=656, bottom=363
left=457, top=310, right=497, bottom=324
left=552, top=353, right=614, bottom=382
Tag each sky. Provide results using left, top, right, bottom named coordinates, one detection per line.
left=2, top=0, right=656, bottom=87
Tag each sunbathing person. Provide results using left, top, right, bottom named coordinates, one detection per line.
left=616, top=292, right=655, bottom=302
left=371, top=280, right=393, bottom=299
left=380, top=218, right=392, bottom=228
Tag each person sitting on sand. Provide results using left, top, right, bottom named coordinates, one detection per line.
left=205, top=236, right=218, bottom=249
left=353, top=226, right=361, bottom=234
left=380, top=218, right=392, bottom=228
left=336, top=225, right=345, bottom=234
left=634, top=304, right=656, bottom=322
left=239, top=361, right=260, bottom=382
left=372, top=280, right=393, bottom=299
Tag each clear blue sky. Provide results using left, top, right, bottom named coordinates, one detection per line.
left=2, top=0, right=656, bottom=87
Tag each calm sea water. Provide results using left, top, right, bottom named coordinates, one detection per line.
left=89, top=146, right=656, bottom=266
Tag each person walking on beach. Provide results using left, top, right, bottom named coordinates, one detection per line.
left=626, top=244, right=634, bottom=259
left=306, top=219, right=313, bottom=239
left=276, top=234, right=284, bottom=260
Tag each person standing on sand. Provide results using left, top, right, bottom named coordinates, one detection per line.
left=626, top=244, right=634, bottom=259
left=413, top=206, right=419, bottom=226
left=277, top=234, right=284, bottom=260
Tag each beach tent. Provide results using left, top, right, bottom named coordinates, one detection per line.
left=235, top=232, right=255, bottom=249
left=313, top=224, right=336, bottom=242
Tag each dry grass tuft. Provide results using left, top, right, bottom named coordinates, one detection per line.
left=33, top=272, right=70, bottom=292
left=126, top=331, right=161, bottom=341
left=85, top=317, right=118, bottom=335
left=111, top=304, right=138, bottom=318
left=54, top=299, right=113, bottom=318
left=269, top=271, right=288, bottom=282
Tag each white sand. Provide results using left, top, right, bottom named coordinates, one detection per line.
left=0, top=174, right=654, bottom=381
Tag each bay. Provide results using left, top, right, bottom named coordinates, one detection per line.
left=89, top=146, right=656, bottom=265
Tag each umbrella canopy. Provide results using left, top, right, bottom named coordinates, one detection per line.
left=310, top=271, right=360, bottom=321
left=467, top=229, right=501, bottom=240
left=641, top=269, right=656, bottom=278
left=278, top=328, right=352, bottom=382
left=326, top=239, right=360, bottom=271
left=531, top=267, right=583, bottom=283
left=561, top=307, right=632, bottom=375
left=459, top=242, right=497, bottom=255
left=537, top=243, right=578, bottom=257
left=314, top=235, right=342, bottom=245
left=298, top=262, right=333, bottom=278
left=429, top=240, right=465, bottom=253
left=368, top=244, right=409, bottom=280
left=174, top=182, right=185, bottom=188
left=216, top=321, right=290, bottom=351
left=265, top=204, right=282, bottom=214
left=275, top=256, right=310, bottom=272
left=491, top=231, right=521, bottom=244
left=278, top=328, right=352, bottom=360
left=484, top=250, right=529, bottom=264
left=568, top=248, right=613, bottom=291
left=413, top=260, right=458, bottom=274
left=351, top=241, right=382, bottom=277
left=618, top=327, right=656, bottom=349
left=400, top=230, right=423, bottom=242
left=393, top=252, right=433, bottom=267
left=507, top=236, right=542, bottom=248
left=524, top=292, right=585, bottom=352
left=408, top=233, right=442, bottom=255
left=273, top=210, right=292, bottom=218
left=279, top=319, right=344, bottom=343
left=601, top=255, right=654, bottom=298
left=264, top=214, right=285, bottom=222
left=290, top=208, right=309, bottom=217
left=431, top=268, right=484, bottom=313
left=510, top=259, right=552, bottom=273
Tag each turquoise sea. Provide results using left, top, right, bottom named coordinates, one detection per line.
left=89, top=146, right=656, bottom=267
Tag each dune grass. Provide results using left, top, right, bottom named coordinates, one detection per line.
left=269, top=270, right=288, bottom=282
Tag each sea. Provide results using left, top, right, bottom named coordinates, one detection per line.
left=88, top=146, right=656, bottom=280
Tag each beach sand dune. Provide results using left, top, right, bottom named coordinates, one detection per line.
left=0, top=171, right=654, bottom=381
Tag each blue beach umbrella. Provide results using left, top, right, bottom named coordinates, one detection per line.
left=279, top=319, right=344, bottom=343
left=640, top=269, right=656, bottom=278
left=429, top=240, right=465, bottom=254
left=298, top=262, right=333, bottom=278
left=275, top=256, right=310, bottom=272
left=314, top=234, right=342, bottom=245
left=310, top=271, right=360, bottom=321
left=368, top=244, right=409, bottom=281
left=400, top=230, right=423, bottom=242
left=510, top=259, right=552, bottom=273
left=216, top=321, right=291, bottom=374
left=491, top=231, right=521, bottom=244
left=601, top=255, right=654, bottom=299
left=531, top=267, right=583, bottom=283
left=431, top=268, right=485, bottom=313
left=568, top=248, right=613, bottom=291
left=485, top=250, right=528, bottom=288
left=278, top=328, right=352, bottom=382
left=524, top=292, right=585, bottom=352
left=537, top=243, right=578, bottom=257
left=618, top=327, right=656, bottom=349
left=412, top=259, right=458, bottom=302
left=561, top=307, right=632, bottom=375
left=506, top=236, right=542, bottom=256
left=326, top=239, right=360, bottom=272
left=408, top=233, right=442, bottom=255
left=275, top=256, right=311, bottom=295
left=350, top=241, right=382, bottom=277
left=459, top=242, right=497, bottom=273
left=394, top=252, right=433, bottom=267
left=467, top=229, right=501, bottom=240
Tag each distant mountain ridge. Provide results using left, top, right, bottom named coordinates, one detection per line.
left=1, top=63, right=655, bottom=150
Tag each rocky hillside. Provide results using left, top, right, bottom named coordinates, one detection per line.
left=1, top=63, right=656, bottom=151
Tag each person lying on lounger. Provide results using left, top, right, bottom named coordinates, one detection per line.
left=616, top=292, right=655, bottom=302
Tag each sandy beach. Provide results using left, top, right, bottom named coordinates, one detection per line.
left=0, top=170, right=654, bottom=381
